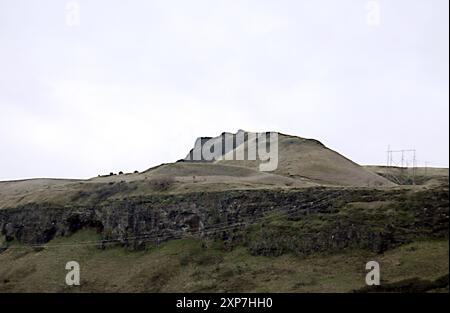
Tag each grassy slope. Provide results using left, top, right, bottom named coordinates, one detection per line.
left=0, top=132, right=399, bottom=209
left=0, top=230, right=447, bottom=293
left=217, top=134, right=394, bottom=187
left=0, top=163, right=316, bottom=210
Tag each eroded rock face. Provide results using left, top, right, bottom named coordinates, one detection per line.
left=0, top=186, right=448, bottom=256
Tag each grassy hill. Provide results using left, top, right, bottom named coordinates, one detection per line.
left=0, top=131, right=448, bottom=292
left=0, top=131, right=395, bottom=209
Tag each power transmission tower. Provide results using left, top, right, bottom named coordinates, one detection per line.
left=386, top=146, right=417, bottom=184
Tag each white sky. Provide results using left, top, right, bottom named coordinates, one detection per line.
left=0, top=0, right=448, bottom=180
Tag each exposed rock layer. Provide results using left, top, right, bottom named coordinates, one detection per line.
left=1, top=185, right=448, bottom=256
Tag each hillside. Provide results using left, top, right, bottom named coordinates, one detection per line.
left=1, top=231, right=448, bottom=292
left=0, top=184, right=448, bottom=292
left=0, top=131, right=394, bottom=209
left=211, top=131, right=395, bottom=187
left=0, top=131, right=448, bottom=292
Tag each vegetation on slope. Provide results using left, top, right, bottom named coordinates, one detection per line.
left=0, top=229, right=447, bottom=293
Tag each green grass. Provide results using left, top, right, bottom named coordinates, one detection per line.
left=0, top=230, right=447, bottom=292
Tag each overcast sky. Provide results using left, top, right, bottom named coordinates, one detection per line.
left=0, top=0, right=448, bottom=180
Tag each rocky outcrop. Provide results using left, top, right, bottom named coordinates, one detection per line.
left=0, top=185, right=448, bottom=256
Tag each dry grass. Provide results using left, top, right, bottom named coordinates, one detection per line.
left=0, top=132, right=406, bottom=209
left=0, top=229, right=447, bottom=292
left=217, top=134, right=395, bottom=187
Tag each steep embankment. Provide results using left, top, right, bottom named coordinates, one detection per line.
left=1, top=185, right=448, bottom=253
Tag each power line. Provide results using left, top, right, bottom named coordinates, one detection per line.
left=4, top=190, right=344, bottom=250
left=386, top=146, right=417, bottom=184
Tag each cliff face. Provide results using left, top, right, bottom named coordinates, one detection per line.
left=1, top=185, right=448, bottom=256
